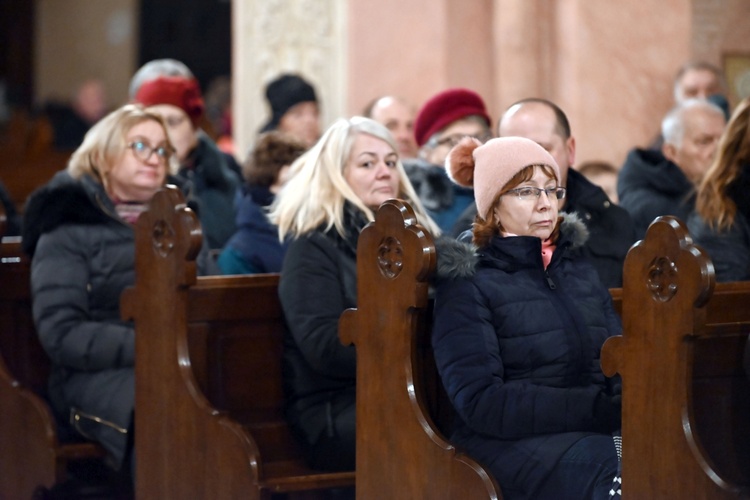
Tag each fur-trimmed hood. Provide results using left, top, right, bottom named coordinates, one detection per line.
left=22, top=171, right=116, bottom=257
left=402, top=158, right=469, bottom=212
left=436, top=211, right=589, bottom=280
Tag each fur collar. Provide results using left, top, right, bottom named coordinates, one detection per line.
left=402, top=158, right=458, bottom=211
left=22, top=172, right=114, bottom=256
left=435, top=211, right=589, bottom=280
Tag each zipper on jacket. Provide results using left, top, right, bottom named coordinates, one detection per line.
left=545, top=270, right=556, bottom=290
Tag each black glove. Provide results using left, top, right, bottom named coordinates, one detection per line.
left=593, top=391, right=622, bottom=434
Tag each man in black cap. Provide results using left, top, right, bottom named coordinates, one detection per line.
left=260, top=74, right=321, bottom=148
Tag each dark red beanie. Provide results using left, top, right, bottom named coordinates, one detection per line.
left=133, top=76, right=205, bottom=127
left=414, top=88, right=491, bottom=147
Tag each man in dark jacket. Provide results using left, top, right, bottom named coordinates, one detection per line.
left=486, top=98, right=635, bottom=289
left=619, top=99, right=726, bottom=239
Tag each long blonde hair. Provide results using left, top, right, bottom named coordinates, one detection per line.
left=694, top=97, right=750, bottom=231
left=268, top=116, right=440, bottom=239
left=67, top=104, right=178, bottom=192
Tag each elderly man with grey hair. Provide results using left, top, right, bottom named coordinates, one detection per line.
left=618, top=98, right=726, bottom=238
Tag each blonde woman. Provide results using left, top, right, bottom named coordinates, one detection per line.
left=268, top=116, right=438, bottom=472
left=23, top=104, right=179, bottom=481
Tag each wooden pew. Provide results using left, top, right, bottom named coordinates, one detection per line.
left=0, top=110, right=69, bottom=210
left=339, top=199, right=502, bottom=499
left=602, top=216, right=750, bottom=499
left=0, top=236, right=107, bottom=499
left=120, top=186, right=355, bottom=499
left=341, top=203, right=749, bottom=499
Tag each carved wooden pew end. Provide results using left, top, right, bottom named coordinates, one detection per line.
left=0, top=236, right=107, bottom=499
left=122, top=186, right=354, bottom=498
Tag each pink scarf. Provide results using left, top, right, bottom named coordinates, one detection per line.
left=541, top=238, right=556, bottom=269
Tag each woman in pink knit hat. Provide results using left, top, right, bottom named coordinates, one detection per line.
left=432, top=136, right=623, bottom=499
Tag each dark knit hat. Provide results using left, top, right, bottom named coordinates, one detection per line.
left=133, top=76, right=205, bottom=127
left=260, top=74, right=318, bottom=133
left=414, top=88, right=491, bottom=147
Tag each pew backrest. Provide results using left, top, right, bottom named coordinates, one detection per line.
left=339, top=199, right=501, bottom=499
left=602, top=216, right=750, bottom=498
left=0, top=236, right=105, bottom=498
left=120, top=186, right=354, bottom=499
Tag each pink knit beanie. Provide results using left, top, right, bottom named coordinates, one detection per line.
left=446, top=136, right=560, bottom=219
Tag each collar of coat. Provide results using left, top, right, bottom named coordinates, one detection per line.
left=434, top=211, right=589, bottom=280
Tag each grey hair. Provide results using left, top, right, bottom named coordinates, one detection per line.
left=661, top=98, right=725, bottom=147
left=128, top=59, right=194, bottom=99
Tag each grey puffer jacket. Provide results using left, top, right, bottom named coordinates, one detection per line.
left=433, top=213, right=622, bottom=499
left=23, top=170, right=137, bottom=469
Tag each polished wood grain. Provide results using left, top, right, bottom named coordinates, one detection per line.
left=339, top=199, right=502, bottom=499
left=0, top=236, right=106, bottom=499
left=121, top=186, right=354, bottom=499
left=602, top=216, right=750, bottom=499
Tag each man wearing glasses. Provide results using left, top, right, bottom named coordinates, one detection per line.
left=497, top=98, right=636, bottom=289
left=403, top=88, right=493, bottom=233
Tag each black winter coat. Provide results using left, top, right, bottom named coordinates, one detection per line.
left=179, top=132, right=241, bottom=250
left=432, top=213, right=622, bottom=499
left=278, top=206, right=367, bottom=449
left=618, top=148, right=695, bottom=239
left=23, top=171, right=136, bottom=468
left=564, top=168, right=635, bottom=288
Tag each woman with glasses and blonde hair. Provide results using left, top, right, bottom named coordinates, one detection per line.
left=432, top=136, right=623, bottom=499
left=688, top=97, right=750, bottom=282
left=268, top=116, right=439, bottom=473
left=22, top=103, right=179, bottom=483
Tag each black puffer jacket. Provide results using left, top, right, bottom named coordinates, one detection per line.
left=432, top=213, right=622, bottom=499
left=23, top=171, right=136, bottom=468
left=179, top=132, right=241, bottom=249
left=278, top=205, right=366, bottom=452
left=565, top=168, right=636, bottom=288
left=618, top=148, right=695, bottom=239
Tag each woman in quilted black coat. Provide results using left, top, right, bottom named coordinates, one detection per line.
left=432, top=136, right=622, bottom=499
left=23, top=104, right=178, bottom=477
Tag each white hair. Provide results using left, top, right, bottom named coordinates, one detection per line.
left=128, top=59, right=194, bottom=99
left=661, top=98, right=725, bottom=147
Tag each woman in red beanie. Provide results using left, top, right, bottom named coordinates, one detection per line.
left=404, top=88, right=493, bottom=235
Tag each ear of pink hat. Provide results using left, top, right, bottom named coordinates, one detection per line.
left=445, top=136, right=560, bottom=219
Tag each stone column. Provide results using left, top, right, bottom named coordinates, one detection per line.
left=232, top=0, right=347, bottom=161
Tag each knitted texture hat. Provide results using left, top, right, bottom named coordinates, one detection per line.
left=413, top=88, right=491, bottom=147
left=133, top=76, right=205, bottom=127
left=260, top=74, right=318, bottom=133
left=446, top=136, right=560, bottom=219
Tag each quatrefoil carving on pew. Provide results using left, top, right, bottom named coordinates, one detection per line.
left=647, top=256, right=678, bottom=302
left=377, top=236, right=403, bottom=279
left=152, top=219, right=176, bottom=258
